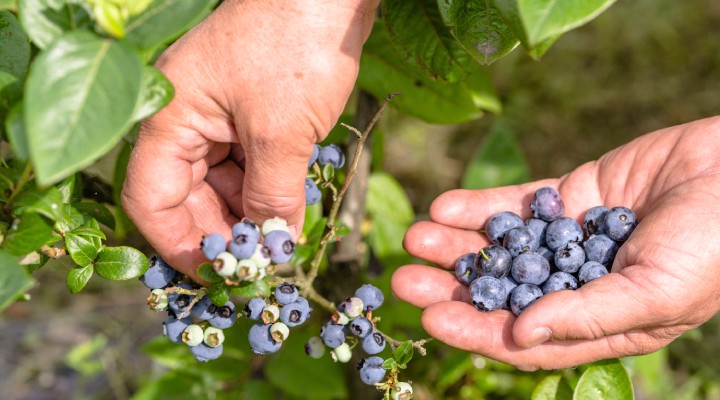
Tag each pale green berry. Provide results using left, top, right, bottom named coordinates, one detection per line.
left=391, top=382, right=413, bottom=400
left=182, top=324, right=204, bottom=346
left=147, top=288, right=169, bottom=311
left=331, top=310, right=350, bottom=325
left=270, top=322, right=290, bottom=343
left=236, top=259, right=259, bottom=281
left=213, top=252, right=238, bottom=277
left=203, top=326, right=225, bottom=347
left=261, top=217, right=289, bottom=235
left=305, top=336, right=325, bottom=359
left=251, top=244, right=271, bottom=269
left=330, top=342, right=352, bottom=363
left=262, top=304, right=280, bottom=324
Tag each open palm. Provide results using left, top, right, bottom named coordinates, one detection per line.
left=392, top=116, right=720, bottom=370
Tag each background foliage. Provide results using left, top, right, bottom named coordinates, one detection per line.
left=1, top=0, right=720, bottom=399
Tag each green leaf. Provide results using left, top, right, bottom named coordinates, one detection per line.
left=25, top=30, right=143, bottom=185
left=66, top=263, right=93, bottom=293
left=208, top=280, right=229, bottom=306
left=64, top=220, right=104, bottom=266
left=124, top=0, right=217, bottom=50
left=229, top=278, right=271, bottom=299
left=532, top=374, right=573, bottom=400
left=394, top=340, right=414, bottom=366
left=321, top=164, right=335, bottom=182
left=461, top=121, right=530, bottom=189
left=0, top=10, right=30, bottom=78
left=573, top=359, right=634, bottom=400
left=382, top=0, right=476, bottom=81
left=94, top=246, right=149, bottom=280
left=5, top=102, right=28, bottom=159
left=131, top=370, right=200, bottom=400
left=55, top=204, right=86, bottom=232
left=494, top=0, right=561, bottom=58
left=197, top=262, right=222, bottom=283
left=358, top=21, right=485, bottom=124
left=497, top=0, right=616, bottom=47
left=132, top=66, right=174, bottom=122
left=0, top=250, right=34, bottom=311
left=73, top=200, right=115, bottom=230
left=382, top=357, right=399, bottom=370
left=2, top=213, right=54, bottom=256
left=17, top=0, right=92, bottom=49
left=265, top=332, right=348, bottom=400
left=366, top=172, right=415, bottom=260
left=443, top=0, right=521, bottom=65
left=13, top=184, right=65, bottom=221
left=57, top=174, right=83, bottom=203
left=0, top=1, right=17, bottom=11
left=65, top=334, right=106, bottom=375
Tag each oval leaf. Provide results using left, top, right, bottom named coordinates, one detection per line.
left=394, top=340, right=414, bottom=366
left=17, top=0, right=92, bottom=49
left=132, top=66, right=174, bottom=122
left=229, top=278, right=271, bottom=299
left=64, top=230, right=102, bottom=266
left=515, top=0, right=616, bottom=46
left=2, top=213, right=54, bottom=256
left=13, top=184, right=65, bottom=221
left=124, top=0, right=216, bottom=50
left=94, top=246, right=149, bottom=280
left=0, top=10, right=30, bottom=78
left=532, top=374, right=573, bottom=400
left=208, top=280, right=229, bottom=306
left=25, top=31, right=143, bottom=185
left=66, top=263, right=93, bottom=293
left=573, top=359, right=634, bottom=400
left=0, top=250, right=34, bottom=311
left=197, top=262, right=222, bottom=283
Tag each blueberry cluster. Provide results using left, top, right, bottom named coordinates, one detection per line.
left=243, top=282, right=313, bottom=354
left=302, top=285, right=390, bottom=378
left=200, top=217, right=296, bottom=284
left=305, top=143, right=345, bottom=205
left=142, top=257, right=237, bottom=362
left=455, top=186, right=638, bottom=316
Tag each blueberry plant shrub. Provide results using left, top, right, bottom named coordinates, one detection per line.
left=0, top=0, right=639, bottom=399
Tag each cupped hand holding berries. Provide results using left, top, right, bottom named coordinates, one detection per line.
left=392, top=116, right=720, bottom=371
left=122, top=0, right=379, bottom=280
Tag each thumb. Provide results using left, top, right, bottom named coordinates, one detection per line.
left=241, top=132, right=316, bottom=239
left=511, top=268, right=667, bottom=348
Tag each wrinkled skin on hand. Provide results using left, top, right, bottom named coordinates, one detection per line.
left=122, top=0, right=377, bottom=281
left=392, top=116, right=720, bottom=371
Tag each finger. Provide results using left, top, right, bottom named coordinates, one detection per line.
left=240, top=132, right=315, bottom=239
left=403, top=221, right=487, bottom=269
left=205, top=159, right=246, bottom=219
left=391, top=265, right=470, bottom=307
left=421, top=301, right=667, bottom=371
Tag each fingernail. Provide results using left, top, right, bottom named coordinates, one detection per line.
left=528, top=327, right=552, bottom=348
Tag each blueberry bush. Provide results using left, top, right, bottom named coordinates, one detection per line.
left=2, top=0, right=719, bottom=399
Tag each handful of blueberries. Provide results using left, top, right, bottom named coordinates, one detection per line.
left=455, top=187, right=638, bottom=316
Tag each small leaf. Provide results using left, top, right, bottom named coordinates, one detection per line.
left=532, top=374, right=573, bottom=400
left=94, top=246, right=149, bottom=280
left=124, top=0, right=217, bottom=50
left=55, top=204, right=86, bottom=233
left=17, top=0, right=92, bottom=49
left=0, top=10, right=30, bottom=78
left=132, top=66, right=174, bottom=122
left=197, top=262, right=222, bottom=283
left=25, top=30, right=143, bottom=185
left=208, top=280, right=229, bottom=306
left=229, top=278, right=271, bottom=299
left=73, top=200, right=116, bottom=230
left=13, top=184, right=65, bottom=221
left=573, top=359, right=634, bottom=400
left=382, top=357, right=398, bottom=370
left=66, top=263, right=93, bottom=293
left=394, top=340, right=414, bottom=366
left=321, top=163, right=335, bottom=182
left=2, top=213, right=54, bottom=256
left=0, top=250, right=34, bottom=311
left=64, top=232, right=100, bottom=266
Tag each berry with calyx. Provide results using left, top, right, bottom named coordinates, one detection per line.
left=545, top=217, right=583, bottom=251
left=263, top=230, right=295, bottom=264
left=391, top=382, right=414, bottom=400
left=231, top=219, right=261, bottom=246
left=236, top=259, right=259, bottom=281
left=332, top=310, right=351, bottom=325
left=337, top=297, right=364, bottom=319
left=305, top=336, right=326, bottom=359
left=355, top=284, right=384, bottom=311
left=168, top=283, right=195, bottom=315
left=454, top=253, right=479, bottom=285
left=201, top=233, right=226, bottom=261
left=181, top=324, right=204, bottom=347
left=318, top=144, right=345, bottom=168
left=190, top=343, right=224, bottom=362
left=542, top=271, right=579, bottom=294
left=349, top=317, right=373, bottom=338
left=262, top=217, right=290, bottom=235
left=203, top=326, right=225, bottom=347
left=163, top=315, right=192, bottom=343
left=213, top=251, right=238, bottom=278
left=485, top=211, right=524, bottom=244
left=275, top=282, right=299, bottom=305
left=477, top=245, right=513, bottom=279
left=362, top=331, right=386, bottom=355
left=248, top=323, right=281, bottom=354
left=262, top=304, right=280, bottom=324
left=503, top=226, right=539, bottom=257
left=578, top=261, right=609, bottom=284
left=305, top=178, right=322, bottom=205
left=604, top=206, right=637, bottom=242
left=208, top=301, right=236, bottom=329
left=358, top=356, right=386, bottom=385
left=470, top=276, right=507, bottom=311
left=331, top=342, right=352, bottom=363
left=554, top=242, right=585, bottom=274
left=270, top=322, right=290, bottom=343
left=140, top=256, right=176, bottom=289
left=583, top=206, right=609, bottom=236
left=243, top=297, right=266, bottom=320
left=250, top=244, right=272, bottom=269
left=147, top=288, right=169, bottom=312
left=530, top=186, right=564, bottom=222
left=320, top=322, right=346, bottom=348
left=190, top=296, right=216, bottom=320
left=280, top=297, right=312, bottom=327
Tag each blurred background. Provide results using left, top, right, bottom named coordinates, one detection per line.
left=2, top=0, right=720, bottom=399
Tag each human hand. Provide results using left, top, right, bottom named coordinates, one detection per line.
left=391, top=116, right=720, bottom=370
left=122, top=0, right=378, bottom=280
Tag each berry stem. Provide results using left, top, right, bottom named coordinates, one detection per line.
left=376, top=329, right=433, bottom=356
